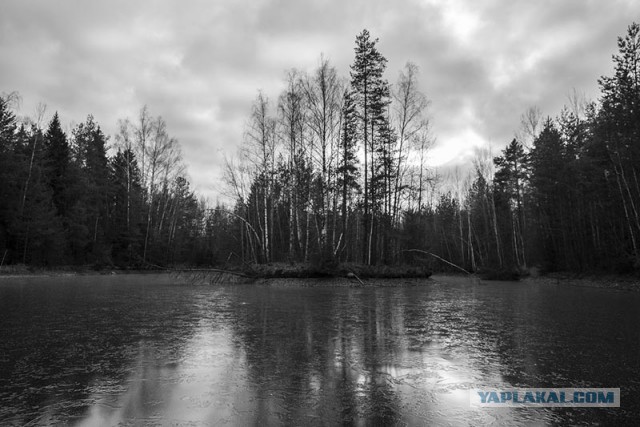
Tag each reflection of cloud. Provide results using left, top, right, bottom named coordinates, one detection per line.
left=77, top=323, right=252, bottom=426
left=78, top=343, right=181, bottom=426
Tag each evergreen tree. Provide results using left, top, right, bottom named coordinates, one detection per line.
left=350, top=28, right=390, bottom=264
left=0, top=95, right=21, bottom=262
left=72, top=115, right=111, bottom=263
left=529, top=120, right=566, bottom=270
left=14, top=125, right=66, bottom=265
left=493, top=138, right=529, bottom=268
left=166, top=176, right=202, bottom=264
left=44, top=113, right=72, bottom=218
left=337, top=90, right=360, bottom=259
left=372, top=112, right=397, bottom=263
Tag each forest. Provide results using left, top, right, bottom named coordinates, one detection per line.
left=1, top=22, right=639, bottom=275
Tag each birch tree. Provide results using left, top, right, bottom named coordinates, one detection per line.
left=244, top=92, right=277, bottom=262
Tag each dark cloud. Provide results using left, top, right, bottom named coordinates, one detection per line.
left=1, top=0, right=636, bottom=200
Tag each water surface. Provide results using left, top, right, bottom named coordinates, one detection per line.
left=0, top=274, right=638, bottom=425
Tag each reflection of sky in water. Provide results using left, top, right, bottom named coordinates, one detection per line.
left=0, top=274, right=638, bottom=425
left=79, top=325, right=252, bottom=426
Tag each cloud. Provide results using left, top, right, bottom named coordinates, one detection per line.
left=1, top=0, right=637, bottom=201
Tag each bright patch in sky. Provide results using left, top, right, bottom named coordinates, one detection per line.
left=427, top=128, right=486, bottom=167
left=437, top=0, right=482, bottom=43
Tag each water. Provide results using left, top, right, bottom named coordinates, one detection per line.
left=0, top=274, right=638, bottom=425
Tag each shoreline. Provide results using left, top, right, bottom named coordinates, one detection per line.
left=247, top=276, right=434, bottom=287
left=2, top=267, right=639, bottom=292
left=523, top=274, right=640, bottom=292
left=0, top=268, right=170, bottom=279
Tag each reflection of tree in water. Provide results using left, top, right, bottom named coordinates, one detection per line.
left=6, top=278, right=636, bottom=425
left=231, top=282, right=640, bottom=426
left=226, top=286, right=404, bottom=424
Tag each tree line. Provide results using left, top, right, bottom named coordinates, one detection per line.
left=0, top=103, right=210, bottom=267
left=224, top=24, right=640, bottom=274
left=1, top=23, right=639, bottom=274
left=440, top=22, right=640, bottom=274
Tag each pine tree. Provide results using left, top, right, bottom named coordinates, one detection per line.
left=72, top=115, right=111, bottom=263
left=45, top=113, right=72, bottom=218
left=337, top=90, right=360, bottom=259
left=14, top=124, right=65, bottom=265
left=350, top=29, right=390, bottom=264
left=0, top=95, right=21, bottom=262
left=529, top=120, right=566, bottom=270
left=493, top=138, right=529, bottom=268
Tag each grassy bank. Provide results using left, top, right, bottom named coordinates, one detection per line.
left=244, top=262, right=432, bottom=279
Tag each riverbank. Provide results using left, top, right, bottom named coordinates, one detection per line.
left=246, top=276, right=433, bottom=287
left=0, top=264, right=169, bottom=279
left=246, top=262, right=432, bottom=279
left=3, top=264, right=639, bottom=292
left=0, top=262, right=432, bottom=282
left=523, top=273, right=640, bottom=292
left=174, top=263, right=432, bottom=286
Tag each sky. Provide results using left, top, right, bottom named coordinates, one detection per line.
left=1, top=0, right=637, bottom=202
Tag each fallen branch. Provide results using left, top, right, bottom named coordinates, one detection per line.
left=403, top=249, right=472, bottom=276
left=347, top=270, right=365, bottom=285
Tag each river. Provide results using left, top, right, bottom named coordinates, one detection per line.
left=0, top=274, right=638, bottom=425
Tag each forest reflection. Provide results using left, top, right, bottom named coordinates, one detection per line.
left=78, top=282, right=519, bottom=425
left=3, top=276, right=635, bottom=425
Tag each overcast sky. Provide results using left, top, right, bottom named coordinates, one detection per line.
left=1, top=0, right=636, bottom=201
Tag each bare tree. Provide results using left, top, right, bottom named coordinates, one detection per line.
left=135, top=106, right=154, bottom=190
left=566, top=88, right=589, bottom=119
left=472, top=146, right=502, bottom=267
left=117, top=107, right=184, bottom=263
left=410, top=127, right=434, bottom=210
left=222, top=154, right=256, bottom=263
left=278, top=69, right=307, bottom=260
left=243, top=92, right=277, bottom=262
left=222, top=154, right=249, bottom=204
left=302, top=56, right=342, bottom=252
left=392, top=62, right=430, bottom=223
left=20, top=102, right=47, bottom=215
left=114, top=119, right=135, bottom=236
left=516, top=106, right=542, bottom=149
